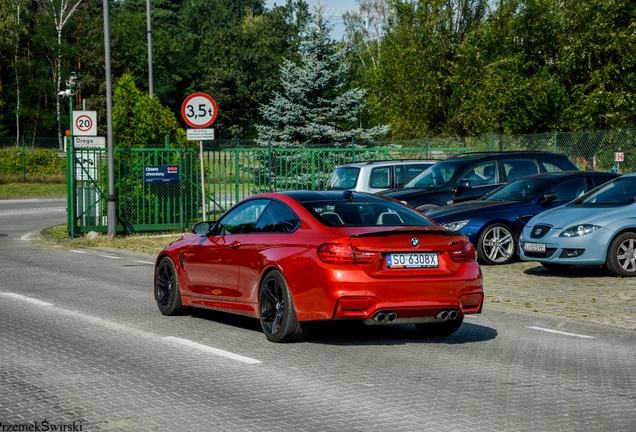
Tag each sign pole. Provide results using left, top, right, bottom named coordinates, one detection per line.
left=200, top=141, right=207, bottom=221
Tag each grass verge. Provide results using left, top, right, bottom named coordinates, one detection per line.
left=0, top=183, right=67, bottom=197
left=46, top=224, right=184, bottom=256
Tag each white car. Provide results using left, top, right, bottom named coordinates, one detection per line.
left=327, top=160, right=437, bottom=194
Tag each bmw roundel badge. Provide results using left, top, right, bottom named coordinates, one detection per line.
left=411, top=237, right=420, bottom=247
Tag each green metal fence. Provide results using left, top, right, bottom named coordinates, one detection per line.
left=68, top=144, right=201, bottom=237
left=64, top=128, right=636, bottom=236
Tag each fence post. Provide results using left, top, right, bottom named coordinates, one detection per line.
left=21, top=135, right=25, bottom=181
left=268, top=137, right=272, bottom=192
left=179, top=137, right=184, bottom=231
left=351, top=137, right=355, bottom=162
left=165, top=136, right=170, bottom=148
left=490, top=131, right=495, bottom=152
left=553, top=131, right=558, bottom=153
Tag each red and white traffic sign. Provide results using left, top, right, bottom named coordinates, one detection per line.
left=73, top=111, right=97, bottom=136
left=181, top=93, right=218, bottom=129
left=615, top=152, right=625, bottom=162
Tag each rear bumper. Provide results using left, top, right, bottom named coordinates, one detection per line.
left=287, top=262, right=483, bottom=322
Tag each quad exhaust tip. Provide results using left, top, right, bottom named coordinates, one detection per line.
left=435, top=309, right=459, bottom=322
left=373, top=311, right=397, bottom=323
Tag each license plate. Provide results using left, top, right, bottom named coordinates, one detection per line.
left=523, top=242, right=546, bottom=252
left=387, top=253, right=439, bottom=268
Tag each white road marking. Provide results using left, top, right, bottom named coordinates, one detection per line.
left=1, top=292, right=53, bottom=307
left=70, top=249, right=89, bottom=253
left=527, top=326, right=594, bottom=339
left=164, top=336, right=262, bottom=364
left=99, top=255, right=121, bottom=259
left=20, top=232, right=38, bottom=241
left=0, top=291, right=262, bottom=365
left=134, top=261, right=155, bottom=265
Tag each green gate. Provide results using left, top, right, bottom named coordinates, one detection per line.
left=67, top=143, right=201, bottom=237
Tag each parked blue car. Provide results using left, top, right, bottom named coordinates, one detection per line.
left=426, top=171, right=619, bottom=265
left=519, top=172, right=636, bottom=276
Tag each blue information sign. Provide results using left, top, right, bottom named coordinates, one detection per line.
left=144, top=166, right=180, bottom=183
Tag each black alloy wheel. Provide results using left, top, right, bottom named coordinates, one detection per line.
left=155, top=256, right=186, bottom=315
left=259, top=270, right=308, bottom=343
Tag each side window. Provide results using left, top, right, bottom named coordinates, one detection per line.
left=253, top=201, right=300, bottom=233
left=548, top=178, right=587, bottom=202
left=369, top=167, right=390, bottom=189
left=461, top=162, right=498, bottom=186
left=504, top=159, right=540, bottom=181
left=395, top=166, right=406, bottom=188
left=212, top=199, right=269, bottom=235
left=541, top=162, right=564, bottom=173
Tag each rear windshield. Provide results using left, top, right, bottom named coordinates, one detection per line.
left=403, top=161, right=468, bottom=189
left=327, top=167, right=360, bottom=190
left=301, top=198, right=437, bottom=227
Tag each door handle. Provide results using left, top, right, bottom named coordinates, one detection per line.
left=229, top=241, right=242, bottom=249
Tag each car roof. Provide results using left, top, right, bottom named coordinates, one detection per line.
left=335, top=160, right=436, bottom=168
left=444, top=150, right=566, bottom=162
left=514, top=170, right=619, bottom=180
left=279, top=190, right=385, bottom=203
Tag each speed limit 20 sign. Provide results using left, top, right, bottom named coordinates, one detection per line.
left=73, top=111, right=97, bottom=136
left=181, top=93, right=218, bottom=128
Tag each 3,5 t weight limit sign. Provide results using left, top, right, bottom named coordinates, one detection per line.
left=181, top=93, right=218, bottom=128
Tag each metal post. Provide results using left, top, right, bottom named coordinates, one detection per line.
left=199, top=141, right=206, bottom=221
left=21, top=135, right=25, bottom=181
left=104, top=0, right=117, bottom=237
left=69, top=95, right=76, bottom=239
left=553, top=131, right=557, bottom=153
left=146, top=0, right=153, bottom=96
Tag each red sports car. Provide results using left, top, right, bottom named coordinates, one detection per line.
left=154, top=191, right=483, bottom=342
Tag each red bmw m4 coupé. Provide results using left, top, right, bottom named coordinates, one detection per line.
left=154, top=190, right=483, bottom=342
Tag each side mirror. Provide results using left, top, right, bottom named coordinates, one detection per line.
left=538, top=192, right=558, bottom=205
left=191, top=221, right=215, bottom=235
left=455, top=180, right=471, bottom=195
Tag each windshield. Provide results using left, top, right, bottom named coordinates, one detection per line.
left=327, top=167, right=360, bottom=190
left=484, top=178, right=552, bottom=202
left=301, top=197, right=437, bottom=227
left=570, top=176, right=636, bottom=206
left=403, top=161, right=468, bottom=189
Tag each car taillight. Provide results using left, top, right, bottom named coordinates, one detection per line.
left=449, top=243, right=477, bottom=263
left=317, top=244, right=379, bottom=264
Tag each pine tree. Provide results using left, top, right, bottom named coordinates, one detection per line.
left=256, top=6, right=389, bottom=148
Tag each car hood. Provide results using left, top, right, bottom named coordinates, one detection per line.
left=529, top=203, right=636, bottom=228
left=425, top=200, right=522, bottom=222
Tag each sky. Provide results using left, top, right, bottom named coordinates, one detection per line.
left=264, top=0, right=360, bottom=40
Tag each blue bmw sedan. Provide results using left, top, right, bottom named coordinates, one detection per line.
left=519, top=172, right=636, bottom=277
left=426, top=171, right=619, bottom=265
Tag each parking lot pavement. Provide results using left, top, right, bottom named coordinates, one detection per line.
left=482, top=260, right=636, bottom=331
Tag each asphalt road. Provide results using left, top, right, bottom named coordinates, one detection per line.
left=1, top=198, right=635, bottom=431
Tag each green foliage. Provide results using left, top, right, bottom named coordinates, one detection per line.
left=0, top=148, right=65, bottom=175
left=112, top=73, right=188, bottom=148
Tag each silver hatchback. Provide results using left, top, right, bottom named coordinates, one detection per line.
left=327, top=160, right=437, bottom=194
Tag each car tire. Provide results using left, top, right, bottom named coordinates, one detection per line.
left=540, top=262, right=571, bottom=271
left=477, top=223, right=516, bottom=265
left=155, top=256, right=187, bottom=315
left=606, top=232, right=636, bottom=277
left=415, top=315, right=464, bottom=336
left=259, top=270, right=308, bottom=343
